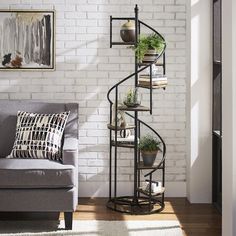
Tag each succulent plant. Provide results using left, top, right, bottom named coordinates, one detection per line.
left=123, top=88, right=140, bottom=107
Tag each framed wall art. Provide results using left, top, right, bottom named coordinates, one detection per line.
left=0, top=10, right=55, bottom=70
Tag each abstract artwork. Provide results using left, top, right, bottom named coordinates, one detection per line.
left=0, top=10, right=55, bottom=70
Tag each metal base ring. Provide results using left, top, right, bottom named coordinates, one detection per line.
left=106, top=195, right=165, bottom=215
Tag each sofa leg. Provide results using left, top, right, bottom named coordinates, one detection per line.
left=64, top=212, right=73, bottom=230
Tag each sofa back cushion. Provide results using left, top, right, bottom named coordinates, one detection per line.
left=0, top=101, right=78, bottom=157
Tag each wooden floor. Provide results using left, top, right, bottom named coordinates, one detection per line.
left=65, top=198, right=221, bottom=236
left=0, top=197, right=221, bottom=235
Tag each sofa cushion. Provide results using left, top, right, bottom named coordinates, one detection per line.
left=0, top=101, right=78, bottom=158
left=10, top=111, right=70, bottom=162
left=0, top=158, right=75, bottom=189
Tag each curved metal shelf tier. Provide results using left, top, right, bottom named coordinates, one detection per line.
left=106, top=196, right=165, bottom=215
left=107, top=4, right=167, bottom=214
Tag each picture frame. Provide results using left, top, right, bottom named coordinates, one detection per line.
left=0, top=9, right=55, bottom=71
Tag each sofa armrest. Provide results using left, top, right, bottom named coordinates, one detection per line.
left=62, top=137, right=79, bottom=201
left=62, top=137, right=78, bottom=167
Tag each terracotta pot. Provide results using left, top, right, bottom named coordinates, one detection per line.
left=120, top=20, right=135, bottom=42
left=141, top=150, right=158, bottom=166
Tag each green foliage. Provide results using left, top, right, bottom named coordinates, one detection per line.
left=123, top=88, right=140, bottom=106
left=132, top=33, right=165, bottom=61
left=139, top=134, right=161, bottom=152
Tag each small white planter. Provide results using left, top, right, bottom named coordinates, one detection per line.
left=142, top=49, right=159, bottom=64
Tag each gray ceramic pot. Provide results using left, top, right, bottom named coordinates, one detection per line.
left=120, top=20, right=135, bottom=42
left=141, top=150, right=158, bottom=166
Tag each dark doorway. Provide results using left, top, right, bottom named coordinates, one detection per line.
left=212, top=0, right=222, bottom=213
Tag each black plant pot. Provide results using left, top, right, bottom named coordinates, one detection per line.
left=141, top=151, right=158, bottom=166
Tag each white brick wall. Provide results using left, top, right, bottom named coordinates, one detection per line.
left=0, top=0, right=187, bottom=197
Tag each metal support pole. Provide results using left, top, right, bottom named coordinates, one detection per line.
left=163, top=52, right=166, bottom=75
left=110, top=16, right=112, bottom=48
left=133, top=3, right=139, bottom=204
left=162, top=160, right=165, bottom=206
left=109, top=103, right=112, bottom=199
left=114, top=87, right=118, bottom=207
left=149, top=174, right=152, bottom=211
left=150, top=65, right=153, bottom=114
left=138, top=120, right=141, bottom=198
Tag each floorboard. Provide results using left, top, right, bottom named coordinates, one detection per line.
left=0, top=197, right=221, bottom=236
left=67, top=198, right=221, bottom=236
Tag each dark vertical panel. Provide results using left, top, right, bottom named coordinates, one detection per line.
left=212, top=0, right=222, bottom=214
left=213, top=64, right=221, bottom=131
left=212, top=134, right=222, bottom=211
left=213, top=0, right=221, bottom=61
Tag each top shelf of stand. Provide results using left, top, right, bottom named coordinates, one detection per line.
left=111, top=42, right=135, bottom=46
left=111, top=17, right=135, bottom=21
left=110, top=16, right=136, bottom=47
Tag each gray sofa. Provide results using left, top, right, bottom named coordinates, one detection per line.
left=0, top=101, right=79, bottom=230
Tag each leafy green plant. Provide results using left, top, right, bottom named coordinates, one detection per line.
left=132, top=33, right=165, bottom=61
left=123, top=88, right=140, bottom=107
left=139, top=134, right=161, bottom=152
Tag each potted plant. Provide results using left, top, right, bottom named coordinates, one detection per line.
left=139, top=134, right=161, bottom=166
left=123, top=88, right=140, bottom=107
left=132, top=33, right=165, bottom=63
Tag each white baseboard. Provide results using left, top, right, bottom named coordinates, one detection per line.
left=79, top=181, right=186, bottom=197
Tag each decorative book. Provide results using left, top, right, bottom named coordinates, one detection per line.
left=138, top=74, right=168, bottom=87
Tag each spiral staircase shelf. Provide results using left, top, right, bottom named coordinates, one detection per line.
left=107, top=4, right=167, bottom=215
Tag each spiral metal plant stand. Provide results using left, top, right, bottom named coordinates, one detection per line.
left=106, top=5, right=167, bottom=214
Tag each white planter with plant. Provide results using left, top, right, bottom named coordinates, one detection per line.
left=132, top=33, right=165, bottom=63
left=139, top=134, right=161, bottom=166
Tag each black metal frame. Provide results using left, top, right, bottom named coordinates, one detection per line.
left=0, top=9, right=55, bottom=71
left=107, top=5, right=167, bottom=214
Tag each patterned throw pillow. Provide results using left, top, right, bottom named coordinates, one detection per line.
left=10, top=111, right=70, bottom=162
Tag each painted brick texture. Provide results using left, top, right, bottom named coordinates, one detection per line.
left=0, top=0, right=187, bottom=196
